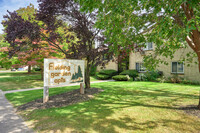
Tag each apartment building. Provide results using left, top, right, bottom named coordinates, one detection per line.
left=129, top=42, right=200, bottom=82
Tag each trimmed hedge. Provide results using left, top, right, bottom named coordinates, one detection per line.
left=120, top=70, right=138, bottom=78
left=33, top=68, right=41, bottom=71
left=99, top=69, right=118, bottom=77
left=112, top=75, right=130, bottom=81
left=96, top=74, right=110, bottom=80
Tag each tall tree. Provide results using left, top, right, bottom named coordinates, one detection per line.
left=78, top=0, right=200, bottom=69
left=78, top=0, right=200, bottom=107
left=37, top=0, right=114, bottom=88
left=2, top=1, right=112, bottom=88
left=0, top=34, right=19, bottom=69
left=2, top=4, right=64, bottom=77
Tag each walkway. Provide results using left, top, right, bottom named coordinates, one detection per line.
left=4, top=80, right=114, bottom=94
left=0, top=90, right=34, bottom=133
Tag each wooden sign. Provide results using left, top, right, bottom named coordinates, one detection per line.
left=44, top=59, right=84, bottom=86
left=43, top=59, right=85, bottom=103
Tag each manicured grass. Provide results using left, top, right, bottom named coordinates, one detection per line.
left=90, top=76, right=100, bottom=82
left=6, top=85, right=80, bottom=107
left=0, top=72, right=99, bottom=91
left=0, top=68, right=8, bottom=71
left=6, top=81, right=200, bottom=132
left=0, top=72, right=43, bottom=91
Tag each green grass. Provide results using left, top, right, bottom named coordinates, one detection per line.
left=0, top=72, right=99, bottom=91
left=90, top=76, right=99, bottom=82
left=0, top=68, right=7, bottom=71
left=0, top=72, right=43, bottom=91
left=6, top=81, right=200, bottom=133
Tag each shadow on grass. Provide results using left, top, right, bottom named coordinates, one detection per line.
left=17, top=82, right=200, bottom=132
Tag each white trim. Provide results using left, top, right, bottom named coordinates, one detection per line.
left=144, top=42, right=153, bottom=51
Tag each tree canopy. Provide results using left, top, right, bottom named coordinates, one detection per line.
left=78, top=0, right=200, bottom=71
left=1, top=4, right=64, bottom=75
left=2, top=0, right=113, bottom=88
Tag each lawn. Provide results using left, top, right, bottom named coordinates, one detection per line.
left=0, top=72, right=43, bottom=91
left=0, top=72, right=99, bottom=91
left=5, top=81, right=200, bottom=133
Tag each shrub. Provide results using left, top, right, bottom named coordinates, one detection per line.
left=112, top=75, right=130, bottom=81
left=158, top=71, right=163, bottom=76
left=156, top=76, right=168, bottom=83
left=96, top=74, right=110, bottom=80
left=99, top=69, right=118, bottom=77
left=89, top=65, right=97, bottom=76
left=168, top=74, right=182, bottom=83
left=120, top=69, right=138, bottom=79
left=181, top=79, right=192, bottom=84
left=145, top=70, right=160, bottom=81
left=135, top=73, right=148, bottom=81
left=33, top=68, right=41, bottom=71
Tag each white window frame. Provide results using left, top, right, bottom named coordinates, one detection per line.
left=143, top=42, right=153, bottom=51
left=136, top=62, right=146, bottom=72
left=171, top=62, right=184, bottom=74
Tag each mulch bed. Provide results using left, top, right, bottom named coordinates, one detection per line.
left=17, top=88, right=104, bottom=111
left=178, top=105, right=200, bottom=118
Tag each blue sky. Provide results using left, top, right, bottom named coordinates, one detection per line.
left=0, top=0, right=38, bottom=34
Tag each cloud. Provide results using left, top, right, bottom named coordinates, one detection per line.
left=0, top=0, right=38, bottom=34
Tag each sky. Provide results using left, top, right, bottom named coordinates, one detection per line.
left=0, top=0, right=38, bottom=34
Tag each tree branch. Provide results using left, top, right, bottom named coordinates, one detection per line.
left=186, top=36, right=196, bottom=51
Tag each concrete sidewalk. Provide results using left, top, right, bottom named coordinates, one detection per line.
left=0, top=90, right=34, bottom=133
left=4, top=80, right=114, bottom=94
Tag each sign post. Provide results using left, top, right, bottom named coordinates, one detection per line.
left=43, top=59, right=85, bottom=103
left=80, top=83, right=84, bottom=94
left=43, top=86, right=49, bottom=103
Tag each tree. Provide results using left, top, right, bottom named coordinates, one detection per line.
left=2, top=0, right=113, bottom=88
left=37, top=0, right=115, bottom=88
left=78, top=0, right=200, bottom=107
left=78, top=0, right=200, bottom=68
left=2, top=4, right=65, bottom=77
left=0, top=34, right=19, bottom=69
left=37, top=0, right=114, bottom=88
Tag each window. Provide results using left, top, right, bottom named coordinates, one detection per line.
left=143, top=42, right=153, bottom=50
left=136, top=63, right=146, bottom=72
left=135, top=42, right=153, bottom=51
left=171, top=62, right=184, bottom=74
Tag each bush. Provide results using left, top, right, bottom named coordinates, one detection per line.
left=33, top=68, right=41, bottom=71
left=96, top=74, right=110, bottom=80
left=158, top=71, right=163, bottom=76
left=135, top=73, right=148, bottom=81
left=99, top=69, right=118, bottom=77
left=181, top=79, right=192, bottom=84
left=145, top=70, right=160, bottom=81
left=168, top=74, right=182, bottom=83
left=120, top=69, right=138, bottom=79
left=156, top=76, right=168, bottom=83
left=112, top=75, right=130, bottom=81
left=90, top=65, right=97, bottom=76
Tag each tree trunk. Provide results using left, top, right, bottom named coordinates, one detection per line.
left=198, top=91, right=200, bottom=110
left=85, top=61, right=91, bottom=89
left=28, top=65, right=31, bottom=73
left=197, top=53, right=200, bottom=72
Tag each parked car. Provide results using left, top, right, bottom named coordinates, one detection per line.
left=18, top=68, right=24, bottom=71
left=11, top=68, right=16, bottom=71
